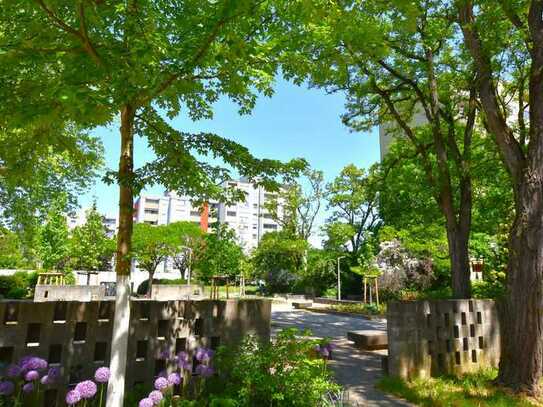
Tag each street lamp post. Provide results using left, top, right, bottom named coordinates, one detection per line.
left=337, top=256, right=346, bottom=301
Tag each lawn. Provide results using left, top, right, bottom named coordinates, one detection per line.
left=378, top=369, right=542, bottom=407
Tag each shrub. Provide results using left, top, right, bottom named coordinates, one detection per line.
left=0, top=271, right=38, bottom=299
left=209, top=328, right=340, bottom=406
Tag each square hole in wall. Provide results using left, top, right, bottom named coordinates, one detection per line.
left=136, top=340, right=148, bottom=361
left=175, top=338, right=187, bottom=354
left=194, top=318, right=203, bottom=337
left=26, top=323, right=41, bottom=346
left=48, top=344, right=62, bottom=364
left=211, top=336, right=221, bottom=350
left=427, top=340, right=433, bottom=355
left=157, top=320, right=169, bottom=339
left=426, top=314, right=431, bottom=328
left=154, top=359, right=166, bottom=376
left=453, top=325, right=460, bottom=339
left=470, top=324, right=475, bottom=337
left=461, top=312, right=467, bottom=325
left=139, top=303, right=150, bottom=320
left=452, top=303, right=458, bottom=313
left=477, top=312, right=482, bottom=324
left=74, top=322, right=87, bottom=342
left=0, top=346, right=14, bottom=364
left=471, top=349, right=477, bottom=363
left=98, top=302, right=113, bottom=321
left=53, top=302, right=67, bottom=323
left=478, top=336, right=484, bottom=349
left=94, top=342, right=107, bottom=363
left=446, top=339, right=452, bottom=353
left=437, top=353, right=444, bottom=369
left=4, top=303, right=19, bottom=325
left=468, top=301, right=474, bottom=312
left=192, top=355, right=201, bottom=375
left=443, top=313, right=450, bottom=327
left=455, top=351, right=461, bottom=365
left=44, top=389, right=58, bottom=407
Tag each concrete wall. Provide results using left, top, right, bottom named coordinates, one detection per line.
left=149, top=284, right=204, bottom=300
left=387, top=299, right=500, bottom=379
left=34, top=285, right=106, bottom=302
left=0, top=298, right=271, bottom=404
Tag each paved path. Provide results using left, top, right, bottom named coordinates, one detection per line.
left=271, top=302, right=412, bottom=407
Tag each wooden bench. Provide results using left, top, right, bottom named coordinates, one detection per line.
left=347, top=330, right=388, bottom=350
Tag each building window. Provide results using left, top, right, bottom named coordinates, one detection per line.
left=263, top=224, right=277, bottom=230
left=146, top=199, right=160, bottom=204
left=144, top=220, right=158, bottom=225
left=262, top=213, right=273, bottom=219
left=252, top=224, right=257, bottom=229
left=144, top=209, right=158, bottom=214
left=227, top=211, right=236, bottom=217
left=190, top=210, right=200, bottom=217
left=253, top=203, right=258, bottom=209
left=228, top=182, right=237, bottom=187
left=264, top=193, right=276, bottom=201
left=252, top=234, right=257, bottom=239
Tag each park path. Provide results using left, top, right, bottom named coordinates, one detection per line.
left=271, top=302, right=412, bottom=407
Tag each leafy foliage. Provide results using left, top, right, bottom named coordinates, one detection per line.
left=210, top=328, right=340, bottom=407
left=251, top=231, right=308, bottom=293
left=194, top=224, right=244, bottom=283
left=68, top=204, right=115, bottom=271
left=37, top=197, right=70, bottom=271
left=0, top=271, right=38, bottom=299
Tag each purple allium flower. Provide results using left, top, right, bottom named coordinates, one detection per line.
left=176, top=351, right=189, bottom=363
left=0, top=381, right=15, bottom=396
left=154, top=376, right=169, bottom=391
left=139, top=398, right=154, bottom=407
left=41, top=375, right=51, bottom=385
left=20, top=356, right=47, bottom=372
left=195, top=347, right=213, bottom=362
left=94, top=367, right=110, bottom=383
left=159, top=348, right=170, bottom=360
left=149, top=390, right=163, bottom=404
left=75, top=380, right=97, bottom=399
left=22, top=382, right=34, bottom=394
left=178, top=360, right=191, bottom=371
left=319, top=347, right=330, bottom=358
left=24, top=370, right=40, bottom=381
left=167, top=372, right=181, bottom=386
left=66, top=390, right=82, bottom=405
left=5, top=364, right=22, bottom=378
left=195, top=364, right=214, bottom=378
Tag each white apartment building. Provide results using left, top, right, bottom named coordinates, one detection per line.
left=133, top=179, right=283, bottom=252
left=67, top=209, right=118, bottom=238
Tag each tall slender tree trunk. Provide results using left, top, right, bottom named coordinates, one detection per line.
left=107, top=104, right=135, bottom=407
left=446, top=224, right=471, bottom=298
left=497, top=168, right=543, bottom=394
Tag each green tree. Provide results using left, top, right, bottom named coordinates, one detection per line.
left=324, top=164, right=380, bottom=262
left=281, top=0, right=481, bottom=298
left=195, top=224, right=244, bottom=283
left=0, top=227, right=26, bottom=269
left=37, top=198, right=70, bottom=271
left=456, top=0, right=543, bottom=393
left=132, top=223, right=176, bottom=296
left=252, top=231, right=308, bottom=293
left=0, top=125, right=103, bottom=262
left=2, top=3, right=304, bottom=401
left=265, top=168, right=325, bottom=241
left=167, top=221, right=204, bottom=278
left=69, top=204, right=116, bottom=271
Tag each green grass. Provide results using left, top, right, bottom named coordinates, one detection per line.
left=378, top=369, right=542, bottom=406
left=201, top=284, right=259, bottom=298
left=331, top=302, right=386, bottom=316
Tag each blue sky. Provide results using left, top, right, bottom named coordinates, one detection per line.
left=80, top=79, right=380, bottom=245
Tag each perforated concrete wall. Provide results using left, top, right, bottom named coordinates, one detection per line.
left=0, top=298, right=271, bottom=405
left=387, top=299, right=500, bottom=379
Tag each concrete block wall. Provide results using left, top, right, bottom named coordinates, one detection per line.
left=149, top=285, right=204, bottom=300
left=387, top=299, right=500, bottom=379
left=34, top=285, right=107, bottom=302
left=0, top=298, right=271, bottom=405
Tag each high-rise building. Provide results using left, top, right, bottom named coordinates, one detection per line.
left=133, top=180, right=283, bottom=252
left=67, top=209, right=118, bottom=238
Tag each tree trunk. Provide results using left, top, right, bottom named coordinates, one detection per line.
left=147, top=269, right=155, bottom=298
left=497, top=176, right=543, bottom=395
left=106, top=104, right=135, bottom=407
left=446, top=224, right=471, bottom=299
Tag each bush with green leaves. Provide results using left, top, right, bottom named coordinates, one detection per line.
left=0, top=271, right=38, bottom=299
left=208, top=328, right=340, bottom=406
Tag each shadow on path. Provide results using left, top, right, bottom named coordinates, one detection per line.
left=272, top=304, right=412, bottom=407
